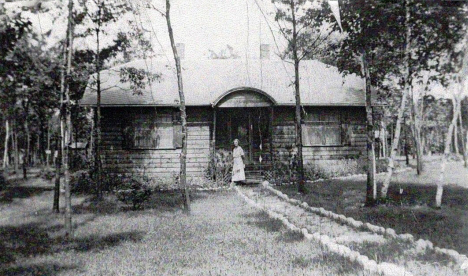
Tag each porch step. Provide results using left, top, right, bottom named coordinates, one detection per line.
left=244, top=169, right=269, bottom=185
left=244, top=178, right=263, bottom=185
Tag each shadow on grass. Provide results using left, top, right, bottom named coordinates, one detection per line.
left=0, top=221, right=144, bottom=266
left=277, top=178, right=468, bottom=255
left=276, top=231, right=304, bottom=243
left=0, top=262, right=78, bottom=276
left=0, top=186, right=53, bottom=204
left=311, top=251, right=365, bottom=276
left=74, top=189, right=211, bottom=215
left=244, top=211, right=284, bottom=233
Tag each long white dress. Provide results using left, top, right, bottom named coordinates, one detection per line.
left=232, top=146, right=246, bottom=182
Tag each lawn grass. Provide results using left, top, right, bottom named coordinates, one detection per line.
left=0, top=175, right=374, bottom=276
left=277, top=161, right=468, bottom=256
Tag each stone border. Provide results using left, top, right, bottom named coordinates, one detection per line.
left=234, top=186, right=413, bottom=276
left=262, top=181, right=468, bottom=269
left=192, top=186, right=230, bottom=192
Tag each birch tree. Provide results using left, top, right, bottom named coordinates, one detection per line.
left=381, top=0, right=412, bottom=198
left=334, top=0, right=407, bottom=205
left=436, top=37, right=468, bottom=207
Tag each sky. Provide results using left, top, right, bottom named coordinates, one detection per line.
left=5, top=0, right=287, bottom=60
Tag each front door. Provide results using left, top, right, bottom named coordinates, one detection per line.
left=216, top=108, right=270, bottom=165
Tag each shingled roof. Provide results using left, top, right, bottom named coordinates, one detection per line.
left=80, top=58, right=369, bottom=107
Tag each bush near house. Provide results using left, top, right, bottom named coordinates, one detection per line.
left=71, top=170, right=95, bottom=194
left=115, top=175, right=152, bottom=210
left=272, top=156, right=391, bottom=185
left=305, top=157, right=389, bottom=181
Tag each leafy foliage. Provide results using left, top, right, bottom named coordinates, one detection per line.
left=115, top=176, right=152, bottom=210
left=272, top=0, right=334, bottom=61
left=119, top=67, right=162, bottom=95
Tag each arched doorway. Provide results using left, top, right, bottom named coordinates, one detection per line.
left=213, top=88, right=276, bottom=167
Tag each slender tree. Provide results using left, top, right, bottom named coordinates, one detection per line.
left=381, top=0, right=412, bottom=198
left=79, top=0, right=148, bottom=198
left=334, top=0, right=407, bottom=205
left=271, top=0, right=332, bottom=193
left=166, top=0, right=190, bottom=212
left=62, top=0, right=75, bottom=237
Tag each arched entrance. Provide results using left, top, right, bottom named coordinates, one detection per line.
left=212, top=88, right=276, bottom=167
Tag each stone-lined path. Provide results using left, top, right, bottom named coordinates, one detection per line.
left=237, top=185, right=465, bottom=276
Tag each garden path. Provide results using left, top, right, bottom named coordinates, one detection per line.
left=237, top=184, right=466, bottom=276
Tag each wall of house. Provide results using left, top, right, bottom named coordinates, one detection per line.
left=272, top=106, right=367, bottom=164
left=99, top=105, right=366, bottom=186
left=100, top=107, right=212, bottom=186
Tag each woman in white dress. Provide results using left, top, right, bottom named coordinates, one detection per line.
left=231, top=139, right=246, bottom=186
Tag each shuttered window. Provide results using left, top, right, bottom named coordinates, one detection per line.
left=302, top=109, right=342, bottom=146
left=123, top=109, right=182, bottom=149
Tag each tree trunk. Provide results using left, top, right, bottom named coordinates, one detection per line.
left=166, top=0, right=190, bottom=213
left=13, top=121, right=20, bottom=176
left=410, top=110, right=424, bottom=174
left=23, top=103, right=29, bottom=180
left=289, top=0, right=305, bottom=193
left=458, top=106, right=467, bottom=166
left=3, top=119, right=9, bottom=171
left=465, top=130, right=468, bottom=168
left=436, top=97, right=461, bottom=208
left=381, top=86, right=408, bottom=198
left=62, top=0, right=74, bottom=237
left=46, top=119, right=51, bottom=168
left=53, top=135, right=61, bottom=213
left=381, top=120, right=387, bottom=158
left=454, top=115, right=459, bottom=155
left=360, top=49, right=376, bottom=205
left=95, top=19, right=103, bottom=199
left=436, top=28, right=468, bottom=207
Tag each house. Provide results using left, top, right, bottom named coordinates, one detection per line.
left=80, top=57, right=369, bottom=185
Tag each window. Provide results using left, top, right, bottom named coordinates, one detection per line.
left=302, top=109, right=342, bottom=146
left=123, top=109, right=182, bottom=149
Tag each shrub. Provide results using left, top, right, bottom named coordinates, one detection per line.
left=304, top=158, right=365, bottom=181
left=202, top=150, right=232, bottom=188
left=361, top=157, right=389, bottom=174
left=376, top=158, right=389, bottom=173
left=115, top=176, right=152, bottom=210
left=0, top=172, right=7, bottom=191
left=70, top=152, right=88, bottom=172
left=37, top=169, right=56, bottom=181
left=271, top=161, right=296, bottom=185
left=102, top=172, right=125, bottom=192
left=71, top=170, right=95, bottom=194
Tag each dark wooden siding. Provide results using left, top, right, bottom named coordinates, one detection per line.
left=100, top=107, right=212, bottom=181
left=99, top=106, right=366, bottom=183
left=272, top=106, right=366, bottom=163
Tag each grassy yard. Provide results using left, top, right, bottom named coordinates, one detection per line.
left=0, top=175, right=373, bottom=276
left=277, top=161, right=468, bottom=256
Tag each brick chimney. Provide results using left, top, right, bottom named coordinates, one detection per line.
left=260, top=44, right=270, bottom=60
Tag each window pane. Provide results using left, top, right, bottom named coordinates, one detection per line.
left=303, top=124, right=341, bottom=146
left=324, top=125, right=341, bottom=145
left=303, top=125, right=324, bottom=146
left=125, top=110, right=175, bottom=149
